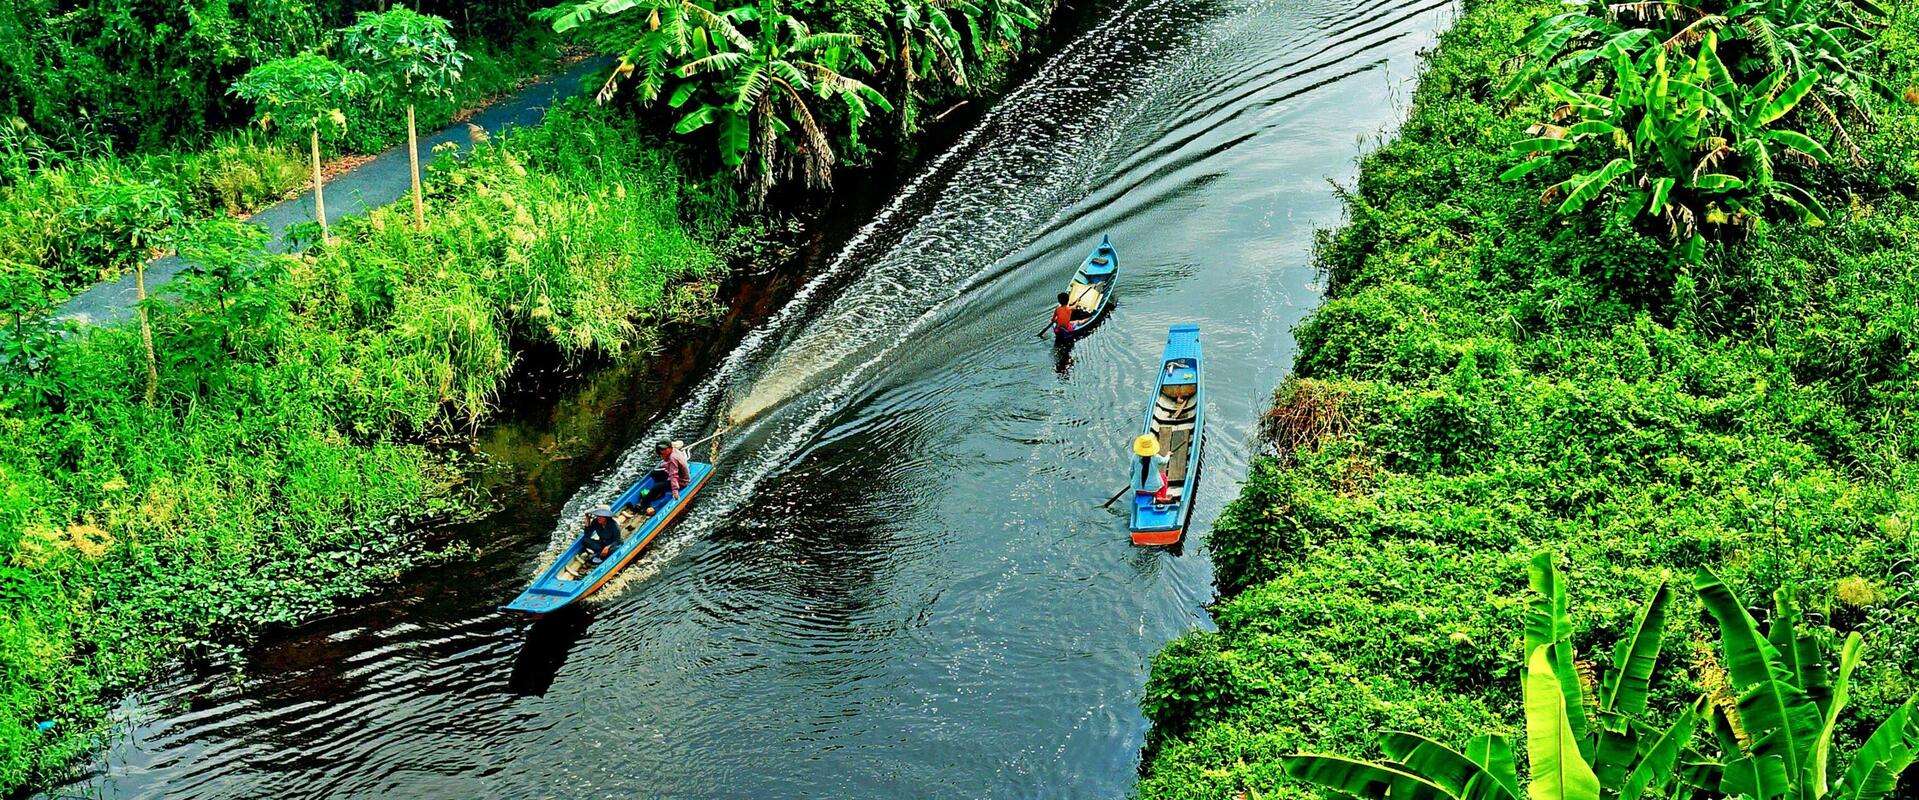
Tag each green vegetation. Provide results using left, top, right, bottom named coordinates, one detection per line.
left=1499, top=0, right=1889, bottom=255
left=0, top=103, right=729, bottom=792
left=0, top=38, right=554, bottom=314
left=1138, top=0, right=1919, bottom=797
left=1282, top=555, right=1919, bottom=800
left=0, top=0, right=545, bottom=151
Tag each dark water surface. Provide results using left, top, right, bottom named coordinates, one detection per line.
left=51, top=0, right=1452, bottom=796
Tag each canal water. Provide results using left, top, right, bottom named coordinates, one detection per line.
left=50, top=0, right=1452, bottom=795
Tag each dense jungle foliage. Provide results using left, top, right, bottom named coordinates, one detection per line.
left=0, top=0, right=1059, bottom=791
left=1137, top=0, right=1919, bottom=797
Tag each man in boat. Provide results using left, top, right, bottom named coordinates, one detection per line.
left=581, top=507, right=622, bottom=563
left=639, top=441, right=693, bottom=514
left=1052, top=292, right=1094, bottom=338
left=1134, top=434, right=1173, bottom=507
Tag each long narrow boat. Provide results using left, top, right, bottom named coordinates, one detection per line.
left=1054, top=235, right=1118, bottom=337
left=501, top=461, right=715, bottom=614
left=1128, top=324, right=1204, bottom=546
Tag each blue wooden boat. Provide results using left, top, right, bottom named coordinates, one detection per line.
left=1128, top=324, right=1204, bottom=546
left=502, top=461, right=715, bottom=614
left=1054, top=235, right=1118, bottom=337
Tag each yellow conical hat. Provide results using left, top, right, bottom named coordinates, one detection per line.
left=1133, top=434, right=1160, bottom=457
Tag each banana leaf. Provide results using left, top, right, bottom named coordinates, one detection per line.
left=1283, top=754, right=1458, bottom=800
left=1695, top=569, right=1822, bottom=795
left=1834, top=696, right=1919, bottom=800
left=1466, top=734, right=1523, bottom=800
left=1601, top=582, right=1670, bottom=717
left=1622, top=707, right=1698, bottom=800
left=1523, top=645, right=1600, bottom=800
left=1811, top=633, right=1862, bottom=793
left=1383, top=732, right=1519, bottom=800
left=1525, top=554, right=1592, bottom=750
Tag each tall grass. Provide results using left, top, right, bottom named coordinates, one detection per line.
left=1136, top=0, right=1919, bottom=797
left=0, top=103, right=729, bottom=792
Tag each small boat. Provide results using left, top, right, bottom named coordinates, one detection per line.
left=502, top=461, right=715, bottom=614
left=1128, top=324, right=1204, bottom=546
left=1054, top=235, right=1118, bottom=337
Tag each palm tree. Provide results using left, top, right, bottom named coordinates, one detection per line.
left=672, top=0, right=891, bottom=203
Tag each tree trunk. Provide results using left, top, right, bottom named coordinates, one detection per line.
left=311, top=128, right=329, bottom=245
left=136, top=260, right=158, bottom=406
left=408, top=103, right=424, bottom=231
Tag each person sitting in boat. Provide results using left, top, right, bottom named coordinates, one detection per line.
left=582, top=507, right=622, bottom=563
left=1133, top=434, right=1172, bottom=506
left=639, top=441, right=693, bottom=514
left=1052, top=292, right=1094, bottom=336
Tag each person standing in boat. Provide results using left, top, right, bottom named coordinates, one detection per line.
left=582, top=507, right=622, bottom=563
left=640, top=441, right=693, bottom=513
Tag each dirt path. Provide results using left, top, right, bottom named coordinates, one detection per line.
left=56, top=57, right=610, bottom=326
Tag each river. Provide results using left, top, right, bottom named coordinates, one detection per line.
left=48, top=0, right=1452, bottom=795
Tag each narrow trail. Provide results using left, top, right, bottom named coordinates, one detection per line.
left=46, top=0, right=1456, bottom=795
left=55, top=57, right=608, bottom=327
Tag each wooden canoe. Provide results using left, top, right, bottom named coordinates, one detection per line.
left=501, top=462, right=714, bottom=614
left=1128, top=324, right=1204, bottom=546
left=1055, top=235, right=1118, bottom=337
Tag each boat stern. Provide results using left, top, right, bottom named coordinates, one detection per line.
left=1129, top=527, right=1184, bottom=547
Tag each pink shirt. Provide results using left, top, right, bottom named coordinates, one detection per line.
left=661, top=448, right=691, bottom=492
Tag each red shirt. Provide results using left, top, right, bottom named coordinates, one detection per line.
left=1052, top=305, right=1075, bottom=328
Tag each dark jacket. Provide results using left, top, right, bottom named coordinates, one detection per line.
left=584, top=516, right=622, bottom=552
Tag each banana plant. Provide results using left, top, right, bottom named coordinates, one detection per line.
left=966, top=0, right=1040, bottom=58
left=1501, top=31, right=1832, bottom=255
left=1499, top=0, right=1886, bottom=248
left=538, top=0, right=750, bottom=104
left=670, top=0, right=890, bottom=204
left=1281, top=554, right=1919, bottom=800
left=892, top=0, right=976, bottom=134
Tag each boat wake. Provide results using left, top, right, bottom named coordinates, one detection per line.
left=539, top=0, right=1211, bottom=580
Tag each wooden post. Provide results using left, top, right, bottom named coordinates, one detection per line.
left=136, top=260, right=157, bottom=406
left=407, top=104, right=424, bottom=231
left=311, top=128, right=329, bottom=244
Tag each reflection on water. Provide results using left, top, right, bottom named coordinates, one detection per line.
left=50, top=0, right=1455, bottom=795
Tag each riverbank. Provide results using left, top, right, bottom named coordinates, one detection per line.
left=1137, top=0, right=1919, bottom=796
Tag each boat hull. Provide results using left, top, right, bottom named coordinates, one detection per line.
left=501, top=462, right=714, bottom=615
